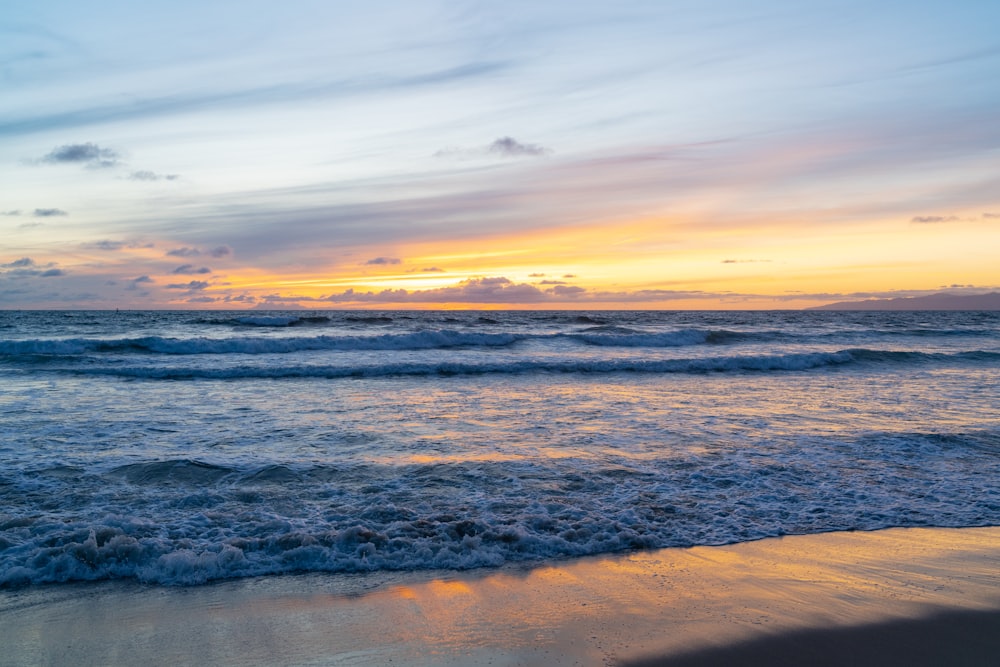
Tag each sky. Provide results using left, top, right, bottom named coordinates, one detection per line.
left=2, top=0, right=999, bottom=309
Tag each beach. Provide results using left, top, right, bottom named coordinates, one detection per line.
left=2, top=310, right=999, bottom=664
left=3, top=526, right=999, bottom=666
left=5, top=0, right=1000, bottom=661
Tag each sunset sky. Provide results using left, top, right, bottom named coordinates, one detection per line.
left=2, top=0, right=999, bottom=309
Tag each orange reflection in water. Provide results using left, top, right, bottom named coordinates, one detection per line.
left=427, top=579, right=474, bottom=597
left=248, top=527, right=1000, bottom=666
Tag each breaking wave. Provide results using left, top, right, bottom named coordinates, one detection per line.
left=17, top=349, right=999, bottom=380
left=3, top=424, right=999, bottom=587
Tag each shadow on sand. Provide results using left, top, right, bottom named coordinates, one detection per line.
left=625, top=608, right=1000, bottom=667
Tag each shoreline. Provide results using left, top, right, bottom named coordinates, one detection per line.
left=3, top=526, right=1000, bottom=665
left=625, top=607, right=1000, bottom=666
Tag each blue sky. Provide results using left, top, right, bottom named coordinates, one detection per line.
left=2, top=0, right=999, bottom=308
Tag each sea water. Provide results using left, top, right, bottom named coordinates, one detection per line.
left=1, top=310, right=998, bottom=587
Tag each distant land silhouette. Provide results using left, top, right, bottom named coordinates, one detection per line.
left=809, top=291, right=1000, bottom=311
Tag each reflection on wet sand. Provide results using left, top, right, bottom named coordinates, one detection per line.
left=2, top=527, right=999, bottom=666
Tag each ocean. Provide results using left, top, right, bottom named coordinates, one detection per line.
left=1, top=309, right=998, bottom=588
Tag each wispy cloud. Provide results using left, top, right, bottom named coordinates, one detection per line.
left=91, top=241, right=123, bottom=251
left=549, top=285, right=586, bottom=297
left=172, top=264, right=211, bottom=274
left=125, top=275, right=153, bottom=291
left=4, top=2, right=999, bottom=310
left=0, top=257, right=65, bottom=278
left=488, top=137, right=550, bottom=157
left=317, top=276, right=734, bottom=305
left=33, top=208, right=68, bottom=217
left=900, top=45, right=1000, bottom=73
left=166, top=247, right=202, bottom=257
left=165, top=280, right=210, bottom=290
left=1, top=258, right=35, bottom=269
left=774, top=285, right=1000, bottom=302
left=0, top=62, right=508, bottom=137
left=222, top=294, right=256, bottom=304
left=85, top=240, right=153, bottom=251
left=90, top=122, right=995, bottom=270
left=436, top=136, right=551, bottom=159
left=128, top=170, right=179, bottom=181
left=169, top=246, right=231, bottom=258
left=323, top=277, right=546, bottom=303
left=40, top=142, right=120, bottom=168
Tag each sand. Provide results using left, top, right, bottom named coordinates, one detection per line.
left=2, top=526, right=999, bottom=666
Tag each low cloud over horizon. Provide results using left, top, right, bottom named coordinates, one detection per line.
left=0, top=257, right=66, bottom=279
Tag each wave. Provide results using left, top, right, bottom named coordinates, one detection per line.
left=0, top=327, right=880, bottom=358
left=0, top=328, right=739, bottom=357
left=843, top=349, right=1000, bottom=364
left=0, top=330, right=525, bottom=356
left=108, top=460, right=237, bottom=485
left=189, top=315, right=336, bottom=327
left=4, top=423, right=999, bottom=588
left=571, top=328, right=715, bottom=346
left=235, top=315, right=333, bottom=327
left=573, top=327, right=1000, bottom=347
left=27, top=351, right=849, bottom=379
left=6, top=322, right=996, bottom=360
left=26, top=349, right=999, bottom=380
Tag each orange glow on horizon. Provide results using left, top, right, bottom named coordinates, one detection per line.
left=68, top=203, right=999, bottom=310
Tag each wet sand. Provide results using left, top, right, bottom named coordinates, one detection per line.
left=625, top=608, right=1000, bottom=666
left=2, top=526, right=999, bottom=666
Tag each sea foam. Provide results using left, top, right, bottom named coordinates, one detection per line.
left=3, top=424, right=1000, bottom=587
left=2, top=309, right=998, bottom=588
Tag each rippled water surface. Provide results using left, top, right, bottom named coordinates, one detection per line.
left=2, top=310, right=999, bottom=586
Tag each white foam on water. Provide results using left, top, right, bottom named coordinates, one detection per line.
left=3, top=425, right=999, bottom=587
left=2, top=310, right=998, bottom=588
